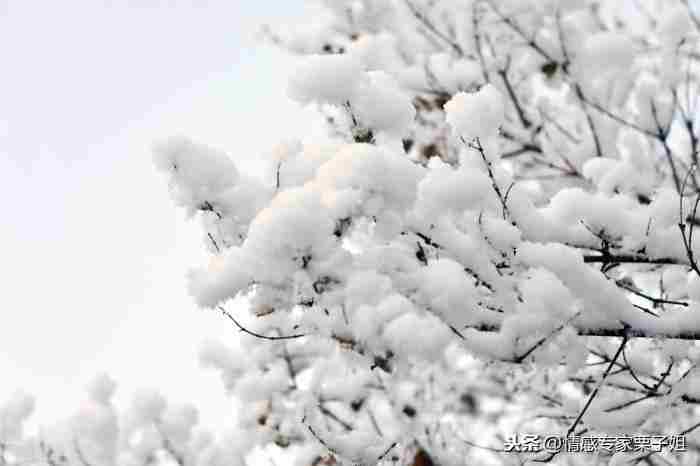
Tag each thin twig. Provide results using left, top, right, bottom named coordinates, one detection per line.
left=567, top=329, right=629, bottom=437
left=217, top=306, right=305, bottom=340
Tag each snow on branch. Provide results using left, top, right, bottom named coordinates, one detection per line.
left=147, top=0, right=700, bottom=464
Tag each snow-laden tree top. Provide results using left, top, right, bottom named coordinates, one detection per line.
left=0, top=375, right=247, bottom=466
left=149, top=0, right=700, bottom=464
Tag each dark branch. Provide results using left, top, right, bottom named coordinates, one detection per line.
left=218, top=306, right=306, bottom=341
left=465, top=322, right=700, bottom=341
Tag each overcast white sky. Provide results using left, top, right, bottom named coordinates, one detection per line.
left=0, top=0, right=305, bottom=427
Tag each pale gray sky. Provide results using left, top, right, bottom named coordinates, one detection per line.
left=0, top=0, right=304, bottom=427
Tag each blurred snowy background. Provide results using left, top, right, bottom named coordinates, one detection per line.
left=0, top=0, right=305, bottom=428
